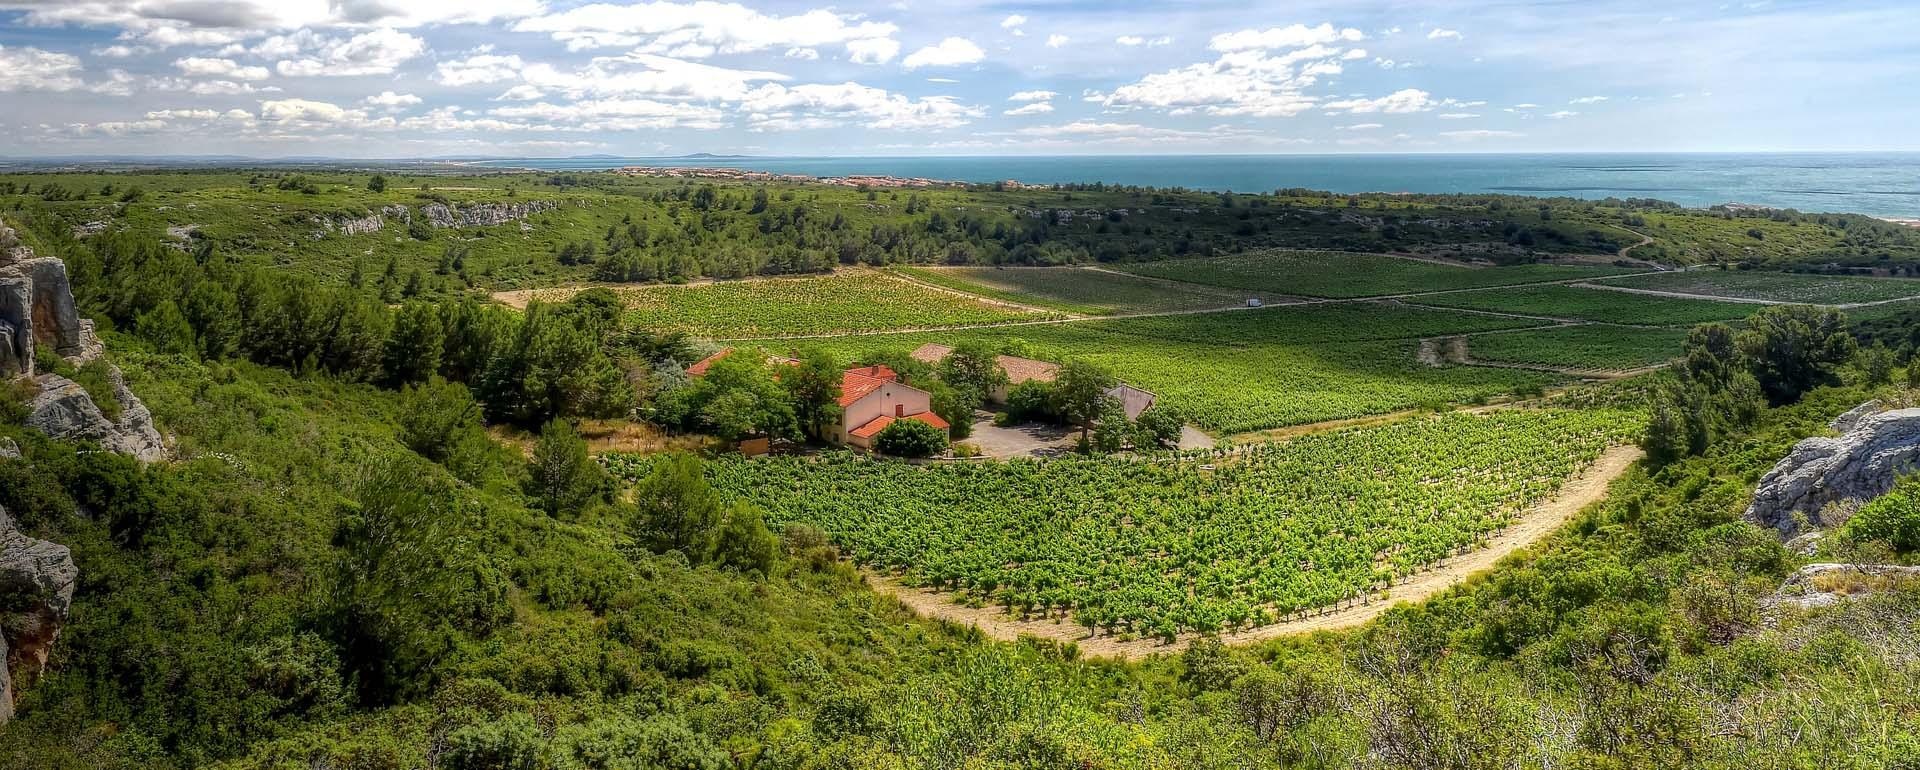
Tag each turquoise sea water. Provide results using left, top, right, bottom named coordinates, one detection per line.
left=475, top=153, right=1920, bottom=218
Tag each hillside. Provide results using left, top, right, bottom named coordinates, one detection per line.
left=1, top=174, right=1919, bottom=770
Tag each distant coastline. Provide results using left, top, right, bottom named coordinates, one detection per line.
left=4, top=152, right=1917, bottom=217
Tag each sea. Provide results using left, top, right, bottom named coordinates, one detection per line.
left=472, top=153, right=1920, bottom=219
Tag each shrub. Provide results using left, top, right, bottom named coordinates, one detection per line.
left=874, top=418, right=947, bottom=458
left=1844, top=476, right=1920, bottom=552
left=443, top=712, right=541, bottom=770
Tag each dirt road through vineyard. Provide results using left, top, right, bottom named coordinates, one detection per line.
left=865, top=445, right=1643, bottom=660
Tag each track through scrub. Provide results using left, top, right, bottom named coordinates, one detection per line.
left=862, top=445, right=1643, bottom=660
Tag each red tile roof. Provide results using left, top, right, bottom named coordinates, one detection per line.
left=835, top=365, right=900, bottom=407
left=849, top=410, right=949, bottom=439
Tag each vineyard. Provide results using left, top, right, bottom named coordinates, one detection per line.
left=1407, top=284, right=1757, bottom=326
left=1116, top=250, right=1638, bottom=298
left=527, top=272, right=1058, bottom=337
left=608, top=410, right=1635, bottom=639
left=1590, top=269, right=1920, bottom=304
left=1466, top=325, right=1690, bottom=371
left=804, top=303, right=1562, bottom=433
left=897, top=266, right=1251, bottom=315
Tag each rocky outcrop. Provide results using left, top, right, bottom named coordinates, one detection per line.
left=0, top=505, right=78, bottom=725
left=0, top=245, right=98, bottom=376
left=1766, top=562, right=1920, bottom=612
left=1744, top=405, right=1920, bottom=539
left=420, top=199, right=557, bottom=229
left=1828, top=400, right=1883, bottom=434
left=313, top=206, right=411, bottom=238
left=25, top=371, right=166, bottom=463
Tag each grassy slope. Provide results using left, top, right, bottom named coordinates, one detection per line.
left=1593, top=269, right=1920, bottom=304
left=1408, top=284, right=1759, bottom=326
left=1467, top=325, right=1691, bottom=370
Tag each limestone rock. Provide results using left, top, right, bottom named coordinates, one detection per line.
left=0, top=437, right=17, bottom=460
left=24, top=370, right=166, bottom=462
left=0, top=505, right=78, bottom=725
left=1744, top=406, right=1920, bottom=539
left=0, top=255, right=95, bottom=375
left=1829, top=400, right=1883, bottom=434
left=420, top=199, right=557, bottom=229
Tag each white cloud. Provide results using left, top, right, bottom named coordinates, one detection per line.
left=1440, top=129, right=1523, bottom=139
left=488, top=99, right=727, bottom=131
left=494, top=84, right=546, bottom=101
left=1009, top=90, right=1056, bottom=102
left=275, top=28, right=427, bottom=77
left=1004, top=102, right=1053, bottom=116
left=173, top=57, right=270, bottom=81
left=785, top=47, right=819, bottom=60
left=93, top=44, right=144, bottom=58
left=1323, top=89, right=1436, bottom=114
left=1116, top=35, right=1172, bottom=47
left=436, top=54, right=527, bottom=86
left=1099, top=41, right=1367, bottom=118
left=1547, top=110, right=1579, bottom=119
left=846, top=37, right=900, bottom=64
left=1210, top=23, right=1363, bottom=52
left=260, top=98, right=361, bottom=126
left=1428, top=28, right=1463, bottom=40
left=364, top=90, right=423, bottom=108
left=1569, top=95, right=1609, bottom=104
left=1339, top=122, right=1384, bottom=130
left=1001, top=14, right=1026, bottom=34
left=1046, top=34, right=1069, bottom=48
left=1437, top=112, right=1480, bottom=119
left=926, top=77, right=958, bottom=84
left=511, top=2, right=898, bottom=63
left=0, top=45, right=87, bottom=92
left=740, top=81, right=984, bottom=130
left=0, top=1, right=539, bottom=48
left=902, top=37, right=985, bottom=69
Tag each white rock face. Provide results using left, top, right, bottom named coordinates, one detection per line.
left=1828, top=400, right=1884, bottom=434
left=25, top=370, right=166, bottom=463
left=0, top=505, right=78, bottom=725
left=420, top=199, right=557, bottom=228
left=1744, top=405, right=1920, bottom=539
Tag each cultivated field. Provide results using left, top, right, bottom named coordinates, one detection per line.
left=620, top=409, right=1634, bottom=639
left=1591, top=269, right=1920, bottom=304
left=898, top=265, right=1252, bottom=315
left=1464, top=325, right=1690, bottom=371
left=514, top=272, right=1059, bottom=337
left=802, top=303, right=1562, bottom=433
left=1408, top=284, right=1757, bottom=326
left=1115, top=250, right=1638, bottom=298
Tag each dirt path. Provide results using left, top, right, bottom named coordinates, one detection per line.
left=879, top=268, right=1081, bottom=316
left=864, top=445, right=1643, bottom=660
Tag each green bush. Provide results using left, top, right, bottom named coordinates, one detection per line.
left=443, top=712, right=542, bottom=770
left=1844, top=476, right=1920, bottom=552
left=873, top=418, right=947, bottom=458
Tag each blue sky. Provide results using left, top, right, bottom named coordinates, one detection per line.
left=0, top=0, right=1915, bottom=157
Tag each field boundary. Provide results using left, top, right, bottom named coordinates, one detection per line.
left=864, top=445, right=1644, bottom=660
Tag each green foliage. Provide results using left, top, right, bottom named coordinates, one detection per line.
left=1599, top=269, right=1920, bottom=304
left=900, top=265, right=1246, bottom=315
left=631, top=452, right=724, bottom=561
left=635, top=409, right=1632, bottom=635
left=382, top=302, right=445, bottom=386
left=873, top=417, right=947, bottom=458
left=783, top=346, right=842, bottom=440
left=1737, top=305, right=1857, bottom=404
left=1001, top=379, right=1058, bottom=424
left=133, top=299, right=195, bottom=355
left=712, top=501, right=781, bottom=577
left=1843, top=475, right=1920, bottom=552
left=659, top=352, right=796, bottom=442
left=1132, top=405, right=1184, bottom=450
left=329, top=463, right=513, bottom=703
left=527, top=419, right=605, bottom=519
left=366, top=175, right=387, bottom=193
left=1413, top=283, right=1757, bottom=326
left=936, top=340, right=1008, bottom=410
left=606, top=272, right=1056, bottom=338
left=1120, top=250, right=1634, bottom=299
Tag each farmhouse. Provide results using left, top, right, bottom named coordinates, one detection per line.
left=689, top=349, right=950, bottom=449
left=909, top=343, right=1158, bottom=419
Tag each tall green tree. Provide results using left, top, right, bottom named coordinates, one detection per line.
left=1737, top=305, right=1856, bottom=404
left=784, top=347, right=843, bottom=441
left=938, top=341, right=1009, bottom=409
left=527, top=419, right=604, bottom=519
left=1054, top=359, right=1118, bottom=442
left=632, top=452, right=725, bottom=560
left=382, top=302, right=445, bottom=386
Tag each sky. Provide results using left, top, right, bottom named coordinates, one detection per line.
left=0, top=0, right=1916, bottom=158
